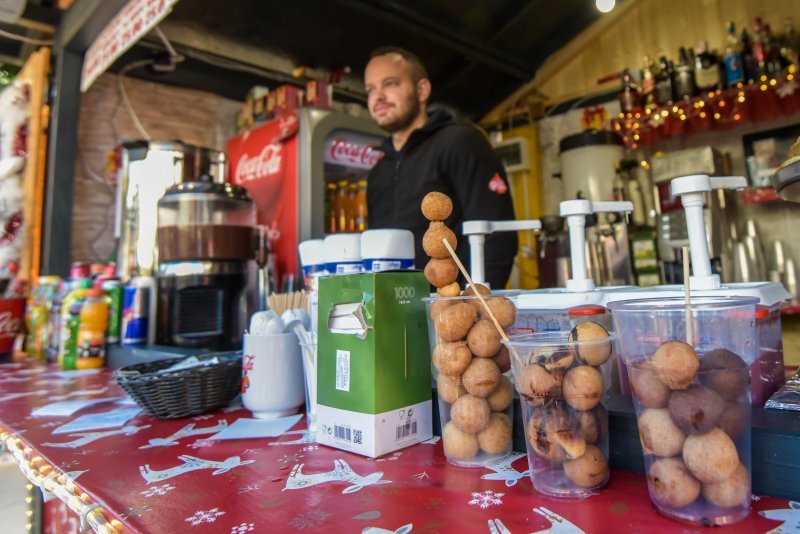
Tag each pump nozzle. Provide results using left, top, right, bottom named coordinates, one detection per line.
left=560, top=199, right=634, bottom=292
left=462, top=220, right=542, bottom=286
left=669, top=174, right=747, bottom=290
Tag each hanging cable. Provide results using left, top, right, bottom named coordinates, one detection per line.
left=0, top=28, right=53, bottom=46
left=117, top=58, right=154, bottom=140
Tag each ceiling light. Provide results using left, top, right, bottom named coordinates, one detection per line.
left=596, top=0, right=616, bottom=13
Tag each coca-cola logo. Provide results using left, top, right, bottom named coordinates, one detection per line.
left=235, top=143, right=284, bottom=184
left=329, top=138, right=383, bottom=167
left=0, top=311, right=21, bottom=338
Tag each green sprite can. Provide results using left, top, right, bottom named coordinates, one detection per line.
left=102, top=280, right=123, bottom=344
left=61, top=302, right=82, bottom=371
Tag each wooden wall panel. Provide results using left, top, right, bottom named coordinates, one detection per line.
left=71, top=73, right=239, bottom=264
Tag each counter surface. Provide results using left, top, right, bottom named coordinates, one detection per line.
left=0, top=362, right=794, bottom=533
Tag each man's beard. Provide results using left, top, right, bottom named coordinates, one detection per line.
left=379, top=92, right=422, bottom=133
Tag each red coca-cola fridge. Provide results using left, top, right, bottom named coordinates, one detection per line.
left=227, top=109, right=383, bottom=285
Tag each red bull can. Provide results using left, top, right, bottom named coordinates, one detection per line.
left=121, top=283, right=150, bottom=346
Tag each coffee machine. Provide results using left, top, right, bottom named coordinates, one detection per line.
left=156, top=180, right=256, bottom=350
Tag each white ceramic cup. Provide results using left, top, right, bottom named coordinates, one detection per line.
left=241, top=332, right=305, bottom=419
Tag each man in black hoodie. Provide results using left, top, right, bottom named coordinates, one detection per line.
left=364, top=47, right=518, bottom=289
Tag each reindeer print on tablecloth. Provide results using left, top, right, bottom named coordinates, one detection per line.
left=761, top=501, right=800, bottom=533
left=42, top=425, right=151, bottom=448
left=139, top=421, right=228, bottom=449
left=139, top=455, right=255, bottom=484
left=363, top=524, right=413, bottom=534
left=480, top=452, right=530, bottom=487
left=283, top=459, right=391, bottom=494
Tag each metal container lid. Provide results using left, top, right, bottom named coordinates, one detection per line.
left=161, top=181, right=252, bottom=202
left=772, top=156, right=800, bottom=202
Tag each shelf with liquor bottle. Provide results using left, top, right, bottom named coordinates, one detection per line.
left=612, top=18, right=800, bottom=150
left=324, top=177, right=368, bottom=234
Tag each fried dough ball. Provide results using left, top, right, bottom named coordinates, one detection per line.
left=528, top=410, right=567, bottom=464
left=467, top=319, right=502, bottom=358
left=701, top=463, right=750, bottom=508
left=564, top=445, right=609, bottom=489
left=629, top=362, right=670, bottom=409
left=563, top=365, right=604, bottom=411
left=517, top=364, right=562, bottom=406
left=637, top=408, right=686, bottom=457
left=443, top=421, right=479, bottom=461
left=432, top=341, right=472, bottom=376
left=462, top=357, right=501, bottom=398
left=483, top=297, right=517, bottom=329
left=667, top=385, right=724, bottom=435
left=424, top=258, right=458, bottom=288
left=435, top=302, right=476, bottom=342
left=437, top=282, right=461, bottom=297
left=544, top=407, right=586, bottom=459
left=699, top=348, right=748, bottom=401
left=478, top=413, right=512, bottom=455
left=463, top=284, right=491, bottom=314
left=648, top=457, right=701, bottom=508
left=429, top=299, right=454, bottom=323
left=487, top=376, right=513, bottom=411
left=569, top=322, right=612, bottom=366
left=436, top=374, right=466, bottom=404
left=421, top=191, right=453, bottom=222
left=683, top=428, right=739, bottom=484
left=651, top=341, right=699, bottom=390
left=450, top=394, right=491, bottom=434
left=423, top=222, right=457, bottom=259
left=492, top=345, right=511, bottom=373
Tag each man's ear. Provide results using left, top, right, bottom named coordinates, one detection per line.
left=417, top=78, right=432, bottom=103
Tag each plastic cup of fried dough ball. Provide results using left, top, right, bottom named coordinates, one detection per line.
left=609, top=296, right=758, bottom=525
left=424, top=292, right=517, bottom=467
left=504, top=329, right=614, bottom=498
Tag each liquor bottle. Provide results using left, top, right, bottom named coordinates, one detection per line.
left=724, top=21, right=745, bottom=86
left=763, top=22, right=785, bottom=75
left=695, top=40, right=722, bottom=92
left=641, top=56, right=658, bottom=107
left=617, top=69, right=642, bottom=114
left=783, top=17, right=800, bottom=66
left=673, top=47, right=697, bottom=100
left=326, top=182, right=338, bottom=233
left=741, top=28, right=759, bottom=82
left=751, top=17, right=768, bottom=78
left=655, top=56, right=675, bottom=105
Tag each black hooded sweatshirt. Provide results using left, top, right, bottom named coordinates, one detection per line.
left=367, top=109, right=518, bottom=288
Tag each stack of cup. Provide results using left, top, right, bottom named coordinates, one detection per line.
left=505, top=323, right=614, bottom=498
left=424, top=291, right=516, bottom=467
left=609, top=296, right=757, bottom=526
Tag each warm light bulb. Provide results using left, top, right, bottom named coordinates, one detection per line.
left=596, top=0, right=615, bottom=13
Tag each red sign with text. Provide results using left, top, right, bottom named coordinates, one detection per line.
left=227, top=113, right=300, bottom=282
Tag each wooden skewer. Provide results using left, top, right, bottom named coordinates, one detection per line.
left=442, top=238, right=510, bottom=343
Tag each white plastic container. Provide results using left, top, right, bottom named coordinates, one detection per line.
left=322, top=234, right=363, bottom=275
left=360, top=229, right=415, bottom=272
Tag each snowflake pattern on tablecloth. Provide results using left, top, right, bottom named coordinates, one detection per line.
left=74, top=449, right=95, bottom=456
left=375, top=452, right=402, bottom=462
left=184, top=508, right=225, bottom=526
left=40, top=421, right=60, bottom=428
left=302, top=445, right=318, bottom=452
left=120, top=504, right=152, bottom=520
left=103, top=450, right=119, bottom=456
left=279, top=453, right=302, bottom=464
left=241, top=448, right=260, bottom=455
left=289, top=509, right=331, bottom=529
left=188, top=439, right=214, bottom=449
left=231, top=523, right=255, bottom=533
left=411, top=471, right=429, bottom=480
left=140, top=483, right=176, bottom=498
left=193, top=414, right=214, bottom=420
left=468, top=490, right=504, bottom=509
left=60, top=460, right=79, bottom=469
left=752, top=495, right=762, bottom=502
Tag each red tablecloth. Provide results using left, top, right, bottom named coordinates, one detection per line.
left=0, top=362, right=795, bottom=533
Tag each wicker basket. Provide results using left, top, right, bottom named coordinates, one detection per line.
left=115, top=351, right=242, bottom=419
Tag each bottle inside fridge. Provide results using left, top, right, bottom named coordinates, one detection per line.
left=322, top=129, right=383, bottom=234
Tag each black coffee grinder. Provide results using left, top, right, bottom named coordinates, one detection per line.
left=155, top=180, right=256, bottom=350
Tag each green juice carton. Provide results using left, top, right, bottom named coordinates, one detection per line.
left=316, top=271, right=433, bottom=457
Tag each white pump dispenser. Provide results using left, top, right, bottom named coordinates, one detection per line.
left=560, top=199, right=634, bottom=293
left=462, top=219, right=542, bottom=287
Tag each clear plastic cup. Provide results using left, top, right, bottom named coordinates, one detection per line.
left=504, top=328, right=614, bottom=498
left=609, top=296, right=757, bottom=526
left=423, top=293, right=516, bottom=467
